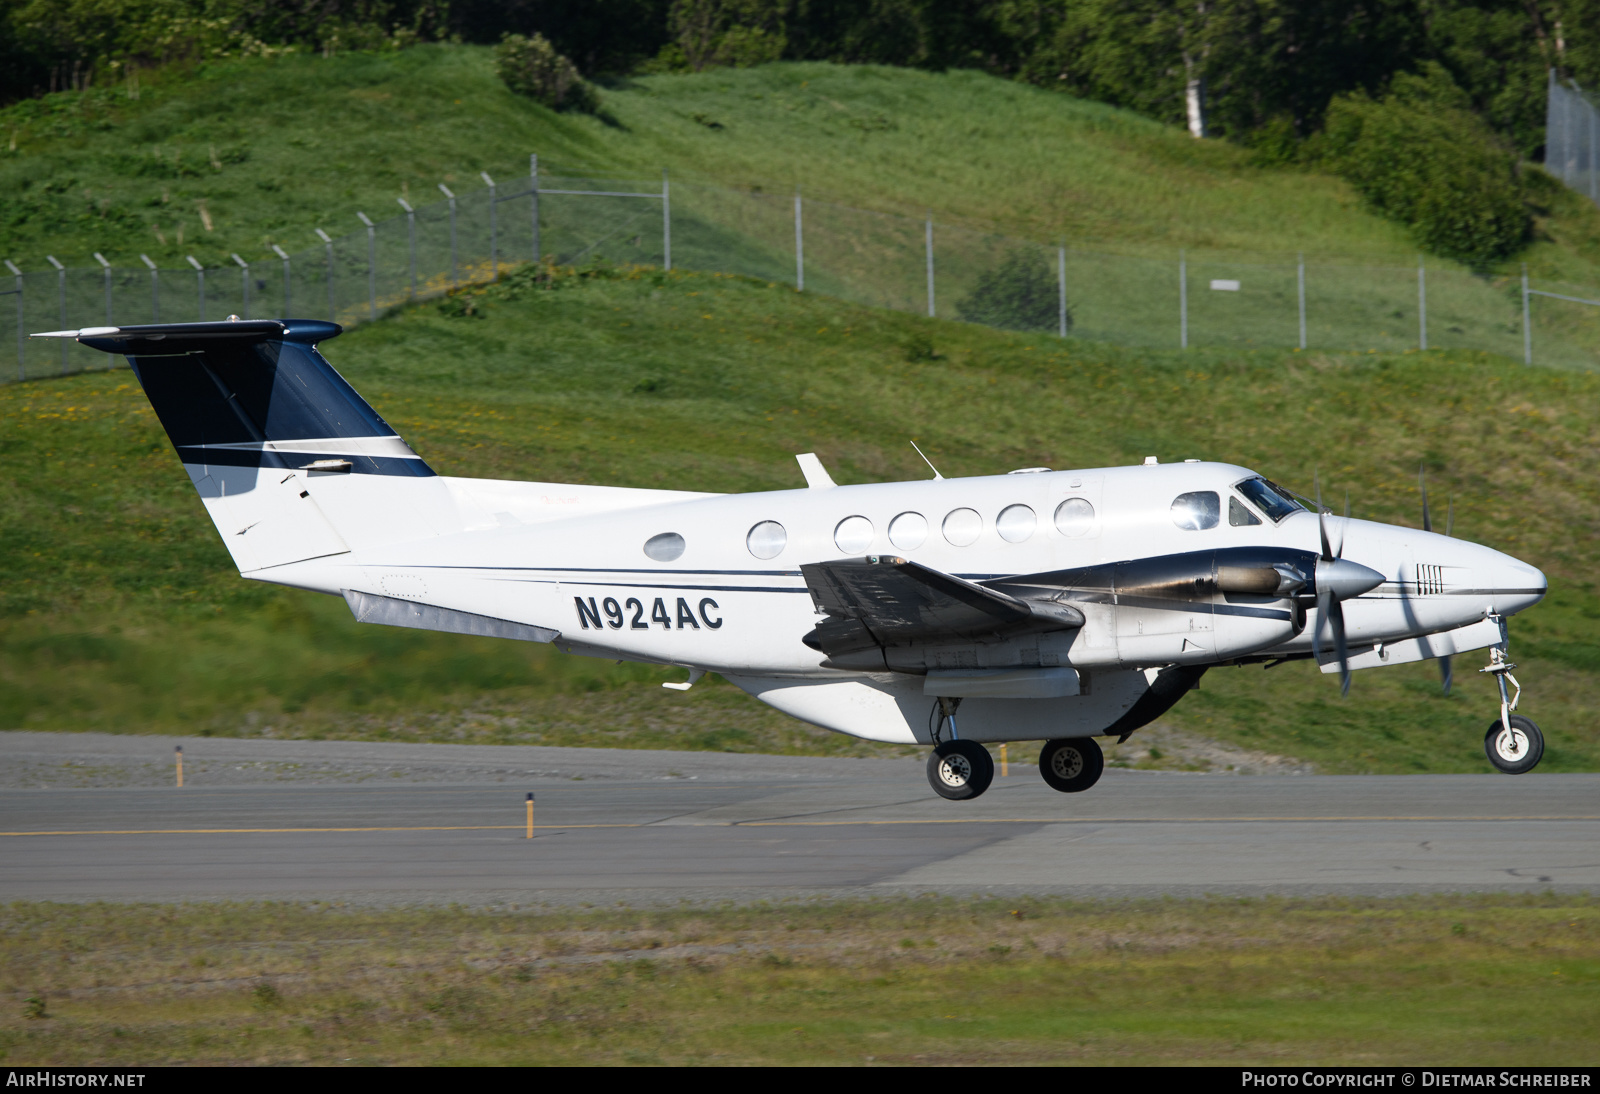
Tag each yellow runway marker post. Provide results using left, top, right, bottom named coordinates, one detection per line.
left=175, top=746, right=183, bottom=789
left=525, top=792, right=534, bottom=838
left=1000, top=744, right=1008, bottom=778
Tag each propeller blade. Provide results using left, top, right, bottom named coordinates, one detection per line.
left=1446, top=497, right=1453, bottom=538
left=1419, top=465, right=1432, bottom=533
left=1314, top=474, right=1333, bottom=561
left=1439, top=654, right=1453, bottom=696
left=1331, top=597, right=1350, bottom=698
left=1340, top=491, right=1349, bottom=558
left=1314, top=589, right=1332, bottom=660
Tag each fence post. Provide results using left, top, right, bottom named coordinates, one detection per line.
left=1417, top=257, right=1427, bottom=351
left=481, top=172, right=497, bottom=281
left=439, top=184, right=457, bottom=288
left=662, top=169, right=671, bottom=272
left=316, top=228, right=334, bottom=321
left=187, top=255, right=205, bottom=321
left=1590, top=93, right=1598, bottom=203
left=94, top=252, right=112, bottom=324
left=1178, top=248, right=1187, bottom=349
left=924, top=213, right=935, bottom=318
left=1522, top=263, right=1532, bottom=366
left=397, top=199, right=416, bottom=300
left=46, top=255, right=66, bottom=372
left=530, top=153, right=541, bottom=263
left=141, top=254, right=159, bottom=322
left=357, top=212, right=376, bottom=320
left=5, top=259, right=21, bottom=381
left=794, top=188, right=804, bottom=291
left=272, top=244, right=290, bottom=317
left=1297, top=252, right=1306, bottom=350
left=1058, top=244, right=1067, bottom=338
left=232, top=253, right=249, bottom=319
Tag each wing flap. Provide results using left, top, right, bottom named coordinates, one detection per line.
left=801, top=556, right=1083, bottom=652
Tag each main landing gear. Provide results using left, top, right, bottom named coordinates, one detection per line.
left=924, top=698, right=1107, bottom=800
left=1479, top=616, right=1545, bottom=775
left=1039, top=737, right=1105, bottom=793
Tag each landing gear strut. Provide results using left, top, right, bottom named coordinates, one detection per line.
left=1479, top=615, right=1544, bottom=775
left=925, top=697, right=995, bottom=800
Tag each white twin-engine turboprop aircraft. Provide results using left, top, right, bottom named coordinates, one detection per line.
left=43, top=319, right=1550, bottom=800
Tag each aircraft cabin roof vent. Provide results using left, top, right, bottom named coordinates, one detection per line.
left=1143, top=456, right=1159, bottom=465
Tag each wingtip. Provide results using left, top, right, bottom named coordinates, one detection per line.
left=31, top=326, right=119, bottom=340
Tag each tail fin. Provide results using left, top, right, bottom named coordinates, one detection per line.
left=46, top=319, right=433, bottom=572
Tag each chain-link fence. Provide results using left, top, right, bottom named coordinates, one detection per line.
left=1547, top=68, right=1600, bottom=205
left=6, top=153, right=1600, bottom=382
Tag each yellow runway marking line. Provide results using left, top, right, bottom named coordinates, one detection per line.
left=2, top=815, right=1597, bottom=837
left=0, top=824, right=641, bottom=836
left=739, top=815, right=1600, bottom=826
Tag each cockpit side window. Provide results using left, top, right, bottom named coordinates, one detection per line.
left=1228, top=496, right=1262, bottom=526
left=1171, top=491, right=1220, bottom=531
left=1236, top=477, right=1301, bottom=523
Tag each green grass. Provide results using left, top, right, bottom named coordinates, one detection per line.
left=6, top=45, right=1600, bottom=284
left=2, top=264, right=1597, bottom=769
left=2, top=894, right=1596, bottom=1065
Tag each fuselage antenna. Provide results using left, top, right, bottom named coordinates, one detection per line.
left=909, top=439, right=944, bottom=480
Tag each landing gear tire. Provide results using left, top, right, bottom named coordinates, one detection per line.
left=1039, top=737, right=1105, bottom=793
left=1484, top=715, right=1544, bottom=775
left=927, top=739, right=994, bottom=801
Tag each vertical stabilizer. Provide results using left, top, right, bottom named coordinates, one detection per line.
left=64, top=319, right=435, bottom=572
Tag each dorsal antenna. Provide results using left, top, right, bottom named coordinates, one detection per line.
left=909, top=439, right=943, bottom=480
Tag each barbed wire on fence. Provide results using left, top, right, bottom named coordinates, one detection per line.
left=5, top=144, right=1600, bottom=382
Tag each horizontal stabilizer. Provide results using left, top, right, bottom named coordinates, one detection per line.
left=344, top=589, right=560, bottom=643
left=801, top=556, right=1083, bottom=654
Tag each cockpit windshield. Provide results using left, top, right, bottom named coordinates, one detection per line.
left=1236, top=478, right=1302, bottom=523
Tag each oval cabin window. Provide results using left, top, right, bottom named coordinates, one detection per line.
left=888, top=511, right=928, bottom=550
left=746, top=521, right=787, bottom=560
left=643, top=532, right=686, bottom=561
left=996, top=504, right=1036, bottom=543
left=942, top=508, right=982, bottom=547
left=834, top=515, right=874, bottom=554
left=1170, top=491, right=1221, bottom=531
left=1054, top=498, right=1095, bottom=537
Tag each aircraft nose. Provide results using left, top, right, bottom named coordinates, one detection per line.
left=1484, top=553, right=1547, bottom=617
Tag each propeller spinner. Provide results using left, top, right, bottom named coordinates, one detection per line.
left=1313, top=477, right=1385, bottom=697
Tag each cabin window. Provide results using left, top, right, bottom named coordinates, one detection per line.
left=1054, top=497, right=1095, bottom=537
left=942, top=508, right=982, bottom=546
left=834, top=515, right=874, bottom=554
left=746, top=521, right=787, bottom=560
left=1228, top=496, right=1263, bottom=527
left=888, top=511, right=928, bottom=550
left=643, top=532, right=686, bottom=561
left=996, top=504, right=1036, bottom=543
left=1236, top=477, right=1301, bottom=523
left=1171, top=491, right=1220, bottom=531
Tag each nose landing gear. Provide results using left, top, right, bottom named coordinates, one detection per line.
left=1479, top=615, right=1545, bottom=774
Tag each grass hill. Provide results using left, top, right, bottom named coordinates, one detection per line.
left=7, top=45, right=1600, bottom=285
left=2, top=262, right=1598, bottom=774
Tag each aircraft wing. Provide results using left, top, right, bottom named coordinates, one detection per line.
left=801, top=556, right=1082, bottom=654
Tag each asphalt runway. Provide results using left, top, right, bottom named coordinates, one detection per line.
left=1, top=734, right=1596, bottom=904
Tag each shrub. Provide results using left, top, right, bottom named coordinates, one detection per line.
left=655, top=0, right=787, bottom=73
left=956, top=249, right=1068, bottom=334
left=1320, top=64, right=1528, bottom=270
left=495, top=33, right=598, bottom=113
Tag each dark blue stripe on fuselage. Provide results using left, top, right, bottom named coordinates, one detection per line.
left=176, top=447, right=435, bottom=477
